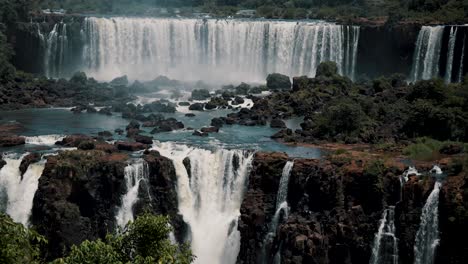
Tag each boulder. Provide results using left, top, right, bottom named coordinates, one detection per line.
left=266, top=73, right=291, bottom=90
left=115, top=141, right=148, bottom=151
left=211, top=118, right=224, bottom=128
left=189, top=103, right=204, bottom=111
left=55, top=134, right=94, bottom=147
left=185, top=113, right=196, bottom=117
left=192, top=130, right=208, bottom=137
left=200, top=126, right=219, bottom=133
left=126, top=120, right=140, bottom=130
left=0, top=135, right=25, bottom=147
left=97, top=131, right=113, bottom=138
left=134, top=135, right=153, bottom=145
left=19, top=153, right=41, bottom=176
left=316, top=61, right=338, bottom=77
left=190, top=89, right=211, bottom=100
left=270, top=119, right=286, bottom=128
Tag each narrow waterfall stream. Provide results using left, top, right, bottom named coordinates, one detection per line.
left=413, top=166, right=443, bottom=264
left=444, top=27, right=458, bottom=83
left=260, top=160, right=294, bottom=264
left=154, top=142, right=254, bottom=264
left=370, top=206, right=399, bottom=264
left=0, top=154, right=46, bottom=226
left=115, top=159, right=149, bottom=228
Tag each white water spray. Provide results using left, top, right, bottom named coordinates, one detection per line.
left=413, top=167, right=443, bottom=264
left=153, top=142, right=254, bottom=264
left=80, top=17, right=359, bottom=83
left=25, top=134, right=65, bottom=145
left=0, top=154, right=45, bottom=226
left=410, top=26, right=445, bottom=82
left=260, top=160, right=294, bottom=263
left=369, top=206, right=399, bottom=264
left=444, top=27, right=458, bottom=83
left=116, top=160, right=149, bottom=228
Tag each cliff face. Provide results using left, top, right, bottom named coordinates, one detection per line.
left=31, top=148, right=183, bottom=259
left=238, top=152, right=468, bottom=264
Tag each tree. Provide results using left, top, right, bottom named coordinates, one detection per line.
left=0, top=213, right=46, bottom=264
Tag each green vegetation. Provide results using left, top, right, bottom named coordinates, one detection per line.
left=36, top=0, right=468, bottom=23
left=0, top=213, right=46, bottom=264
left=0, top=212, right=194, bottom=264
left=403, top=137, right=467, bottom=161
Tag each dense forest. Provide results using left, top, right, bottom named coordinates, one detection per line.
left=36, top=0, right=468, bottom=23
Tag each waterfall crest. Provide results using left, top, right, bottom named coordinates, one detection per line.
left=80, top=17, right=359, bottom=82
left=413, top=167, right=443, bottom=264
left=116, top=160, right=149, bottom=228
left=154, top=142, right=254, bottom=264
left=0, top=154, right=45, bottom=226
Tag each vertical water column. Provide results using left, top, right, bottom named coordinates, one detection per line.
left=369, top=207, right=399, bottom=264
left=444, top=27, right=458, bottom=83
left=410, top=26, right=444, bottom=82
left=154, top=142, right=254, bottom=264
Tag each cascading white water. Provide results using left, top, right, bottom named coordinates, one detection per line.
left=413, top=166, right=443, bottom=264
left=444, top=27, right=458, bottom=83
left=458, top=36, right=466, bottom=83
left=81, top=17, right=360, bottom=83
left=115, top=160, right=149, bottom=228
left=0, top=154, right=45, bottom=226
left=153, top=142, right=254, bottom=264
left=25, top=134, right=65, bottom=145
left=410, top=26, right=445, bottom=82
left=260, top=160, right=294, bottom=263
left=369, top=206, right=399, bottom=264
left=44, top=22, right=69, bottom=78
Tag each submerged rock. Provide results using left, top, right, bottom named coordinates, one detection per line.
left=189, top=103, right=204, bottom=111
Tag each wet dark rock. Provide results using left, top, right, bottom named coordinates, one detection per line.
left=200, top=126, right=219, bottom=133
left=205, top=97, right=228, bottom=110
left=86, top=106, right=97, bottom=113
left=115, top=141, right=147, bottom=151
left=178, top=102, right=190, bottom=106
left=126, top=120, right=140, bottom=130
left=126, top=128, right=140, bottom=138
left=0, top=158, right=5, bottom=170
left=114, top=128, right=124, bottom=135
left=232, top=96, right=245, bottom=105
left=270, top=119, right=286, bottom=128
left=55, top=134, right=94, bottom=147
left=185, top=113, right=196, bottom=117
left=192, top=130, right=208, bottom=137
left=134, top=135, right=153, bottom=145
left=70, top=106, right=85, bottom=114
left=31, top=150, right=128, bottom=259
left=142, top=101, right=176, bottom=113
left=149, top=118, right=184, bottom=134
left=211, top=117, right=224, bottom=128
left=19, top=153, right=41, bottom=176
left=110, top=75, right=128, bottom=86
left=97, top=131, right=113, bottom=138
left=266, top=73, right=291, bottom=90
left=0, top=135, right=25, bottom=147
left=190, top=89, right=211, bottom=100
left=189, top=103, right=205, bottom=111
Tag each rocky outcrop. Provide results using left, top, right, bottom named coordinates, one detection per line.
left=0, top=135, right=25, bottom=147
left=238, top=152, right=421, bottom=264
left=19, top=153, right=41, bottom=175
left=31, top=150, right=129, bottom=260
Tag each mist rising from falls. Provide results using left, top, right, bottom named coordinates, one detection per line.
left=0, top=154, right=45, bottom=226
left=154, top=142, right=254, bottom=264
left=116, top=160, right=149, bottom=228
left=370, top=206, right=399, bottom=264
left=413, top=166, right=443, bottom=264
left=79, top=17, right=359, bottom=83
left=260, top=160, right=294, bottom=264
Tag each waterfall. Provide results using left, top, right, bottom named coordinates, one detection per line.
left=369, top=206, right=399, bottom=264
left=444, top=27, right=458, bottom=83
left=413, top=167, right=443, bottom=264
left=116, top=160, right=149, bottom=228
left=410, top=26, right=445, bottom=82
left=458, top=36, right=466, bottom=83
left=25, top=134, right=65, bottom=145
left=0, top=154, right=45, bottom=226
left=153, top=142, right=254, bottom=264
left=44, top=22, right=69, bottom=78
left=80, top=17, right=359, bottom=83
left=260, top=160, right=294, bottom=263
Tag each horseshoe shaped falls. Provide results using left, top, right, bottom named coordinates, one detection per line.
left=1, top=1, right=468, bottom=264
